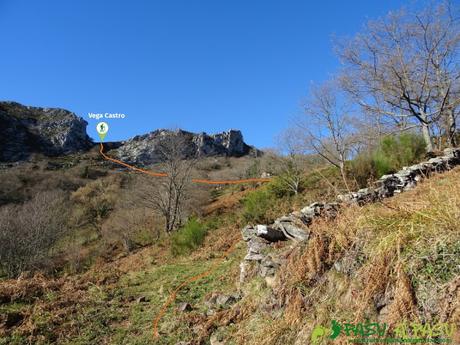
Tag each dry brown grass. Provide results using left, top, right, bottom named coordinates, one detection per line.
left=2, top=163, right=459, bottom=344
left=228, top=167, right=460, bottom=345
left=385, top=264, right=418, bottom=327
left=354, top=253, right=395, bottom=319
left=0, top=265, right=122, bottom=341
left=203, top=188, right=254, bottom=216
left=439, top=276, right=460, bottom=343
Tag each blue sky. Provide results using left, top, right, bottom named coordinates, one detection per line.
left=0, top=0, right=410, bottom=148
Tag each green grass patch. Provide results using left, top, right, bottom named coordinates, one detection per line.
left=171, top=218, right=208, bottom=256
left=113, top=245, right=244, bottom=344
left=241, top=187, right=276, bottom=224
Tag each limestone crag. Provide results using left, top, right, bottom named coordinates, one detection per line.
left=0, top=101, right=260, bottom=165
left=114, top=129, right=260, bottom=165
left=240, top=147, right=460, bottom=284
left=0, top=102, right=92, bottom=162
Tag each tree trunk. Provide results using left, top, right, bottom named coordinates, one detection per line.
left=421, top=123, right=434, bottom=153
left=339, top=161, right=351, bottom=192
left=445, top=109, right=458, bottom=147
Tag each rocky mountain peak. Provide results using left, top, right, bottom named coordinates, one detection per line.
left=0, top=101, right=93, bottom=162
left=114, top=128, right=260, bottom=165
left=0, top=101, right=260, bottom=164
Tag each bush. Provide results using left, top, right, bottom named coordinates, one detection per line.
left=102, top=207, right=159, bottom=253
left=241, top=188, right=274, bottom=224
left=351, top=133, right=426, bottom=187
left=245, top=159, right=261, bottom=178
left=0, top=191, right=69, bottom=278
left=268, top=172, right=304, bottom=198
left=210, top=187, right=223, bottom=200
left=171, top=218, right=208, bottom=256
left=267, top=176, right=289, bottom=198
left=71, top=176, right=121, bottom=232
left=349, top=154, right=377, bottom=188
left=373, top=133, right=426, bottom=176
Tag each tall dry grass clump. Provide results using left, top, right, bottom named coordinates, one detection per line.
left=385, top=264, right=418, bottom=325
left=240, top=167, right=460, bottom=344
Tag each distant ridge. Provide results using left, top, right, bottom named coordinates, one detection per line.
left=113, top=128, right=261, bottom=165
left=0, top=101, right=260, bottom=163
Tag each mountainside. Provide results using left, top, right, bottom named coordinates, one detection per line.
left=0, top=102, right=93, bottom=162
left=113, top=129, right=260, bottom=165
left=1, top=154, right=458, bottom=344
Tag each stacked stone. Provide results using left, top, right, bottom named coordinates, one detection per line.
left=240, top=148, right=460, bottom=284
left=239, top=225, right=284, bottom=282
left=337, top=147, right=460, bottom=203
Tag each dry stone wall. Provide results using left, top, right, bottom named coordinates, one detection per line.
left=240, top=148, right=460, bottom=284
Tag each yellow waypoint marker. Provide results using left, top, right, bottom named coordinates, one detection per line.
left=96, top=121, right=109, bottom=141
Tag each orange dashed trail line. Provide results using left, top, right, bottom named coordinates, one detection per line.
left=98, top=142, right=264, bottom=339
left=152, top=239, right=239, bottom=338
left=99, top=143, right=271, bottom=184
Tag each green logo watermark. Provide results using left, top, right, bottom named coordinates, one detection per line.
left=311, top=320, right=455, bottom=344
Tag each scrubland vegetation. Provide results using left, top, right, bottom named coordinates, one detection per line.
left=1, top=1, right=459, bottom=344
left=1, top=162, right=458, bottom=344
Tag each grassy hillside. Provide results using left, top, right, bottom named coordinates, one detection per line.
left=230, top=167, right=460, bottom=344
left=1, top=164, right=458, bottom=344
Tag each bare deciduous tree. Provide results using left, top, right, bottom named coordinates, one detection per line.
left=71, top=175, right=120, bottom=234
left=136, top=130, right=197, bottom=234
left=338, top=2, right=460, bottom=152
left=295, top=80, right=358, bottom=191
left=0, top=191, right=69, bottom=277
left=266, top=129, right=308, bottom=195
left=102, top=206, right=156, bottom=252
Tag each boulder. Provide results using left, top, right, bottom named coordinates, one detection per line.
left=443, top=147, right=460, bottom=159
left=244, top=252, right=266, bottom=261
left=300, top=202, right=324, bottom=218
left=376, top=174, right=404, bottom=197
left=259, top=255, right=280, bottom=278
left=241, top=225, right=270, bottom=262
left=241, top=225, right=257, bottom=242
left=136, top=296, right=149, bottom=303
left=427, top=157, right=449, bottom=171
left=336, top=192, right=356, bottom=204
left=273, top=215, right=309, bottom=241
left=215, top=294, right=238, bottom=306
left=255, top=224, right=287, bottom=242
left=206, top=292, right=240, bottom=308
left=177, top=302, right=192, bottom=312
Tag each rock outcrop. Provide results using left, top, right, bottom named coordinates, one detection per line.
left=0, top=102, right=93, bottom=162
left=240, top=147, right=460, bottom=284
left=113, top=129, right=260, bottom=165
left=0, top=102, right=261, bottom=165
